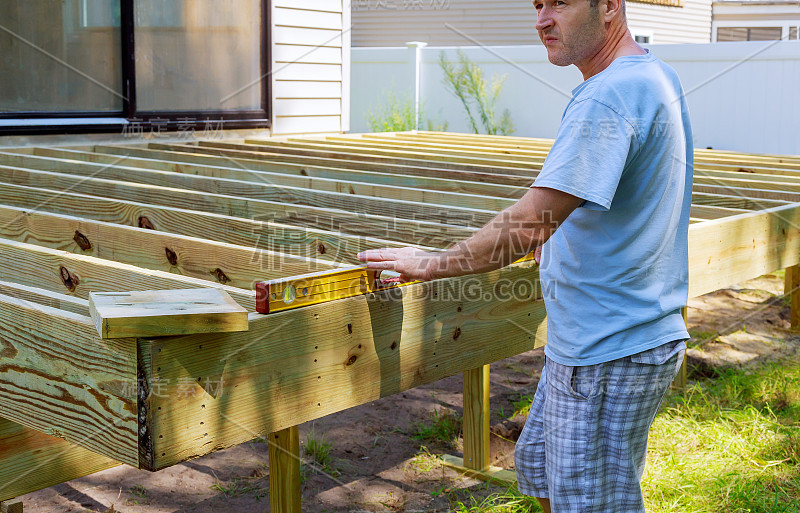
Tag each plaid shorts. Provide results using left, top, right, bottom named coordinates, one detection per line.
left=515, top=339, right=686, bottom=512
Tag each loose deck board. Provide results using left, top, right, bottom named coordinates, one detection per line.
left=90, top=288, right=249, bottom=339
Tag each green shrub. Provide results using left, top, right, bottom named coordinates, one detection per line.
left=439, top=50, right=514, bottom=136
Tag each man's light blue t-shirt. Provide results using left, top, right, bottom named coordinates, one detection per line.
left=533, top=50, right=693, bottom=366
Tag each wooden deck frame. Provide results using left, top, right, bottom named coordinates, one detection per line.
left=2, top=132, right=800, bottom=512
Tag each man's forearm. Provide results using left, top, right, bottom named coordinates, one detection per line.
left=357, top=187, right=581, bottom=283
left=429, top=204, right=548, bottom=279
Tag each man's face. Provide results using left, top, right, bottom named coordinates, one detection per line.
left=533, top=0, right=606, bottom=67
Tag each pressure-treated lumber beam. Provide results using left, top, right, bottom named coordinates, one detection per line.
left=695, top=173, right=800, bottom=192
left=97, top=143, right=537, bottom=188
left=692, top=184, right=800, bottom=203
left=292, top=136, right=546, bottom=165
left=689, top=205, right=750, bottom=220
left=243, top=138, right=537, bottom=169
left=672, top=308, right=688, bottom=389
left=440, top=455, right=516, bottom=487
left=0, top=153, right=506, bottom=222
left=0, top=294, right=139, bottom=466
left=0, top=501, right=22, bottom=513
left=138, top=261, right=547, bottom=470
left=0, top=280, right=89, bottom=316
left=355, top=133, right=800, bottom=170
left=138, top=143, right=800, bottom=199
left=268, top=426, right=301, bottom=513
left=0, top=417, right=120, bottom=502
left=24, top=148, right=527, bottom=206
left=462, top=365, right=490, bottom=471
left=0, top=165, right=476, bottom=247
left=0, top=204, right=341, bottom=287
left=374, top=133, right=800, bottom=177
left=0, top=237, right=255, bottom=310
left=8, top=151, right=781, bottom=219
left=690, top=191, right=787, bottom=211
left=401, top=133, right=800, bottom=172
left=785, top=265, right=800, bottom=331
left=0, top=182, right=421, bottom=264
left=342, top=136, right=800, bottom=182
left=203, top=140, right=539, bottom=177
left=688, top=203, right=800, bottom=298
left=158, top=141, right=540, bottom=184
left=324, top=134, right=551, bottom=159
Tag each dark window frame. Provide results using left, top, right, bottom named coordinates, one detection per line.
left=0, top=0, right=271, bottom=135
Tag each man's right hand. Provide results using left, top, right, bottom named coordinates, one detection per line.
left=357, top=247, right=437, bottom=283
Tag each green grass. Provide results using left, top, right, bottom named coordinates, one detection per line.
left=688, top=327, right=719, bottom=344
left=210, top=477, right=268, bottom=499
left=447, top=486, right=543, bottom=512
left=510, top=393, right=534, bottom=419
left=643, top=357, right=800, bottom=512
left=407, top=445, right=442, bottom=473
left=411, top=407, right=462, bottom=447
left=304, top=430, right=339, bottom=477
left=129, top=484, right=147, bottom=498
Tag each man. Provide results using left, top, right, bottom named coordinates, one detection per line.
left=358, top=0, right=692, bottom=510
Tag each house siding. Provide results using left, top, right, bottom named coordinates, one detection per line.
left=351, top=0, right=712, bottom=46
left=271, top=0, right=350, bottom=134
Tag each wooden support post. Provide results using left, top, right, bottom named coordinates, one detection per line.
left=785, top=265, right=800, bottom=331
left=672, top=307, right=689, bottom=390
left=462, top=365, right=490, bottom=471
left=269, top=426, right=301, bottom=513
left=0, top=500, right=23, bottom=513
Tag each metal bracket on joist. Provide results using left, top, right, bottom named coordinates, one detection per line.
left=255, top=266, right=409, bottom=314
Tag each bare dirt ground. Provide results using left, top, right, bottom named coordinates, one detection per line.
left=15, top=271, right=800, bottom=513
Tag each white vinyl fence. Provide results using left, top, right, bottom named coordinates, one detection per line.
left=351, top=41, right=800, bottom=155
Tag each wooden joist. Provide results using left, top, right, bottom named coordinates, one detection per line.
left=0, top=294, right=139, bottom=466
left=0, top=164, right=475, bottom=247
left=0, top=182, right=419, bottom=265
left=0, top=204, right=342, bottom=287
left=688, top=203, right=800, bottom=297
left=0, top=237, right=255, bottom=309
left=0, top=417, right=119, bottom=502
left=34, top=146, right=526, bottom=198
left=0, top=152, right=506, bottom=223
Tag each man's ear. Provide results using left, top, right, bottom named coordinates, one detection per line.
left=600, top=0, right=623, bottom=22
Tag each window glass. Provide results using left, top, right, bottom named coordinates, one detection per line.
left=134, top=0, right=262, bottom=112
left=717, top=26, right=782, bottom=42
left=0, top=0, right=122, bottom=113
left=717, top=27, right=749, bottom=42
left=748, top=27, right=783, bottom=41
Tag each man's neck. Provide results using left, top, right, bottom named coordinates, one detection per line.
left=576, top=27, right=645, bottom=81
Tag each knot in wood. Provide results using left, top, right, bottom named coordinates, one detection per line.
left=165, top=247, right=178, bottom=266
left=346, top=354, right=358, bottom=366
left=138, top=216, right=156, bottom=230
left=212, top=268, right=230, bottom=284
left=59, top=266, right=79, bottom=292
left=73, top=230, right=92, bottom=251
left=453, top=327, right=462, bottom=340
left=318, top=243, right=326, bottom=255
